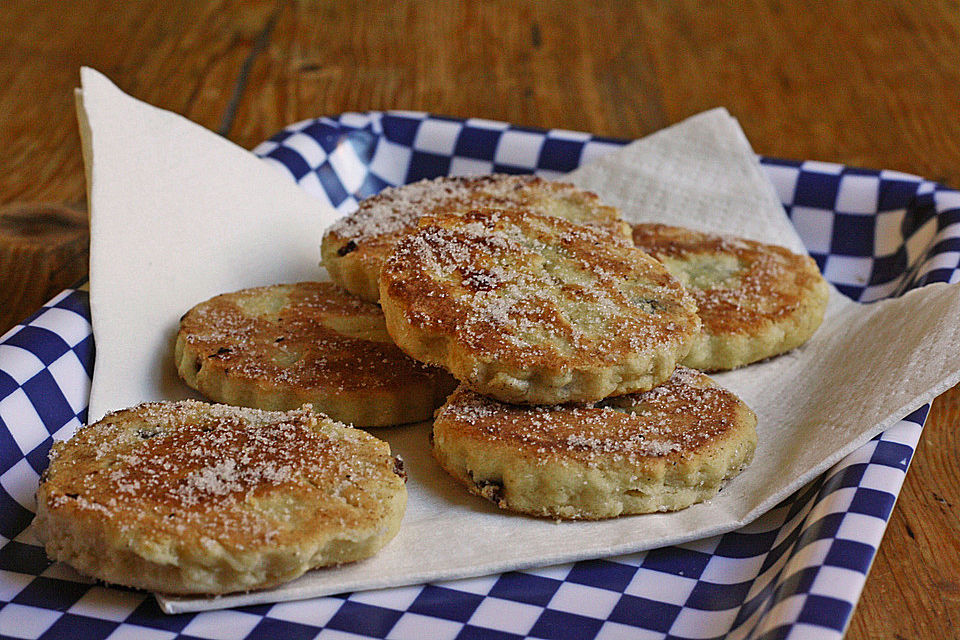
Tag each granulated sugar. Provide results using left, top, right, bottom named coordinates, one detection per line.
left=43, top=401, right=399, bottom=544
left=436, top=367, right=742, bottom=464
left=382, top=208, right=699, bottom=368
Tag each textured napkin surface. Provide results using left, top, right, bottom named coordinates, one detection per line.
left=566, top=110, right=806, bottom=254
left=79, top=69, right=336, bottom=422
left=75, top=70, right=960, bottom=614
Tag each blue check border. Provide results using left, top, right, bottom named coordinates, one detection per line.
left=0, top=111, right=956, bottom=640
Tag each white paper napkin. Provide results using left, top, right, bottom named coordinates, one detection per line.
left=75, top=69, right=960, bottom=614
left=78, top=68, right=337, bottom=419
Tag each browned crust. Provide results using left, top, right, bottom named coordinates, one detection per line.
left=431, top=368, right=757, bottom=519
left=321, top=174, right=631, bottom=302
left=34, top=401, right=407, bottom=594
left=379, top=208, right=700, bottom=404
left=176, top=282, right=456, bottom=426
left=632, top=223, right=829, bottom=370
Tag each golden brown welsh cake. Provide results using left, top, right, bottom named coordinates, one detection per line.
left=632, top=223, right=829, bottom=371
left=322, top=174, right=631, bottom=302
left=379, top=208, right=701, bottom=405
left=176, top=282, right=456, bottom=427
left=431, top=367, right=756, bottom=520
left=34, top=401, right=407, bottom=594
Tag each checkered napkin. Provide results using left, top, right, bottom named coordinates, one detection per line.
left=2, top=73, right=960, bottom=638
left=0, top=291, right=932, bottom=640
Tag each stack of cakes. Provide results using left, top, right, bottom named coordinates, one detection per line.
left=326, top=174, right=828, bottom=519
left=33, top=174, right=829, bottom=597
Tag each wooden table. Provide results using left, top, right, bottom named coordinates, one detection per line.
left=2, top=1, right=957, bottom=636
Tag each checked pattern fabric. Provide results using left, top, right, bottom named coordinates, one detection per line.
left=0, top=111, right=957, bottom=640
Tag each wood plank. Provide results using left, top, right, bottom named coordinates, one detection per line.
left=235, top=0, right=960, bottom=184
left=0, top=0, right=276, bottom=207
left=0, top=0, right=277, bottom=329
left=638, top=1, right=960, bottom=183
left=0, top=204, right=88, bottom=327
left=230, top=1, right=669, bottom=148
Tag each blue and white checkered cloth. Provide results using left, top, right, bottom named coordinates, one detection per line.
left=0, top=111, right=956, bottom=640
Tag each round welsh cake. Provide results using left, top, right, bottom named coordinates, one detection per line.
left=34, top=401, right=407, bottom=594
left=432, top=367, right=757, bottom=520
left=379, top=208, right=700, bottom=404
left=631, top=223, right=829, bottom=371
left=176, top=282, right=456, bottom=427
left=322, top=174, right=631, bottom=303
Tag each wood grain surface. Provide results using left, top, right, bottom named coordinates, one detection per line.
left=1, top=1, right=957, bottom=637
